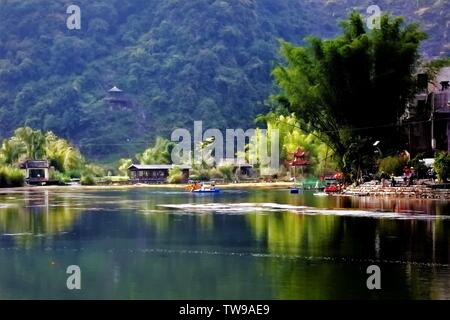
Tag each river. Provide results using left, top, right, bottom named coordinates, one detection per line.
left=0, top=187, right=449, bottom=299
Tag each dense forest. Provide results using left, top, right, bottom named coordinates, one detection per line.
left=0, top=0, right=448, bottom=162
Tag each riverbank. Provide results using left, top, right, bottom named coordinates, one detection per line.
left=0, top=181, right=293, bottom=192
left=3, top=181, right=450, bottom=200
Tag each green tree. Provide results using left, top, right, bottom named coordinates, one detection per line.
left=14, top=127, right=46, bottom=160
left=0, top=138, right=26, bottom=165
left=272, top=12, right=426, bottom=178
left=45, top=132, right=84, bottom=173
left=434, top=151, right=450, bottom=183
left=118, top=158, right=133, bottom=176
left=167, top=166, right=184, bottom=184
left=137, top=137, right=175, bottom=164
left=250, top=113, right=335, bottom=176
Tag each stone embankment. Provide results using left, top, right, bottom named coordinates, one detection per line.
left=343, top=184, right=450, bottom=199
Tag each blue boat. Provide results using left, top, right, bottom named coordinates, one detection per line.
left=190, top=182, right=221, bottom=193
left=193, top=188, right=221, bottom=193
left=290, top=187, right=300, bottom=194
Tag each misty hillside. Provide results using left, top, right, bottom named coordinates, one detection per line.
left=0, top=0, right=447, bottom=161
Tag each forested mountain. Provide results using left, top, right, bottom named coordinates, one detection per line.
left=0, top=0, right=447, bottom=161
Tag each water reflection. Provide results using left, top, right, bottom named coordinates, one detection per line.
left=0, top=188, right=449, bottom=299
left=0, top=190, right=81, bottom=248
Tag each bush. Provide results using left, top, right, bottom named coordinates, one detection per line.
left=378, top=156, right=404, bottom=176
left=218, top=165, right=234, bottom=182
left=83, top=164, right=106, bottom=177
left=410, top=153, right=428, bottom=179
left=0, top=166, right=24, bottom=188
left=434, top=151, right=450, bottom=182
left=209, top=168, right=223, bottom=180
left=49, top=170, right=70, bottom=184
left=66, top=169, right=82, bottom=179
left=118, top=158, right=133, bottom=176
left=167, top=167, right=184, bottom=184
left=189, top=167, right=211, bottom=181
left=80, top=174, right=96, bottom=186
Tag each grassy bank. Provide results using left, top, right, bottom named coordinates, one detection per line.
left=0, top=166, right=24, bottom=188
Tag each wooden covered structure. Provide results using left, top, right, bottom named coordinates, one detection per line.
left=128, top=164, right=190, bottom=184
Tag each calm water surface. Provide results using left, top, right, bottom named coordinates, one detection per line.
left=0, top=187, right=449, bottom=299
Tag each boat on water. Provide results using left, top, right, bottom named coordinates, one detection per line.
left=290, top=187, right=302, bottom=194
left=186, top=182, right=221, bottom=193
left=324, top=183, right=343, bottom=193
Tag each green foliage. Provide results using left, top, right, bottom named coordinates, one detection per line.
left=410, top=153, right=428, bottom=179
left=45, top=132, right=84, bottom=173
left=80, top=174, right=96, bottom=186
left=137, top=137, right=175, bottom=165
left=49, top=170, right=71, bottom=184
left=250, top=113, right=336, bottom=175
left=218, top=165, right=235, bottom=182
left=422, top=57, right=450, bottom=81
left=82, top=164, right=106, bottom=178
left=433, top=151, right=450, bottom=183
left=0, top=1, right=444, bottom=161
left=189, top=167, right=211, bottom=182
left=167, top=167, right=184, bottom=184
left=118, top=158, right=133, bottom=176
left=13, top=127, right=46, bottom=160
left=0, top=166, right=24, bottom=188
left=272, top=12, right=426, bottom=178
left=378, top=156, right=404, bottom=176
left=0, top=0, right=318, bottom=160
left=0, top=138, right=26, bottom=164
left=342, top=137, right=378, bottom=181
left=0, top=127, right=85, bottom=172
left=0, top=126, right=100, bottom=184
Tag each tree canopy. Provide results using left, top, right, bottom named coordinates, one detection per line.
left=272, top=12, right=427, bottom=177
left=0, top=1, right=446, bottom=162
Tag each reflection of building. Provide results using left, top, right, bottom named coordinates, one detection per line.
left=104, top=86, right=132, bottom=109
left=128, top=164, right=190, bottom=184
left=405, top=68, right=450, bottom=157
left=19, top=160, right=50, bottom=185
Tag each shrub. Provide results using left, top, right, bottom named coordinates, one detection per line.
left=209, top=168, right=223, bottom=180
left=167, top=166, right=184, bottom=184
left=378, top=156, right=404, bottom=176
left=83, top=164, right=106, bottom=177
left=118, top=158, right=133, bottom=176
left=189, top=167, right=210, bottom=181
left=80, top=174, right=96, bottom=186
left=0, top=166, right=24, bottom=188
left=433, top=151, right=450, bottom=182
left=410, top=153, right=428, bottom=179
left=66, top=169, right=82, bottom=179
left=218, top=165, right=234, bottom=182
left=49, top=170, right=70, bottom=184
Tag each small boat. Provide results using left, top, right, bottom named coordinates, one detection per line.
left=187, top=182, right=221, bottom=193
left=324, top=184, right=342, bottom=194
left=289, top=180, right=303, bottom=194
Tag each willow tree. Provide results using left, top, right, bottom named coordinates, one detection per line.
left=45, top=132, right=85, bottom=173
left=272, top=12, right=426, bottom=177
